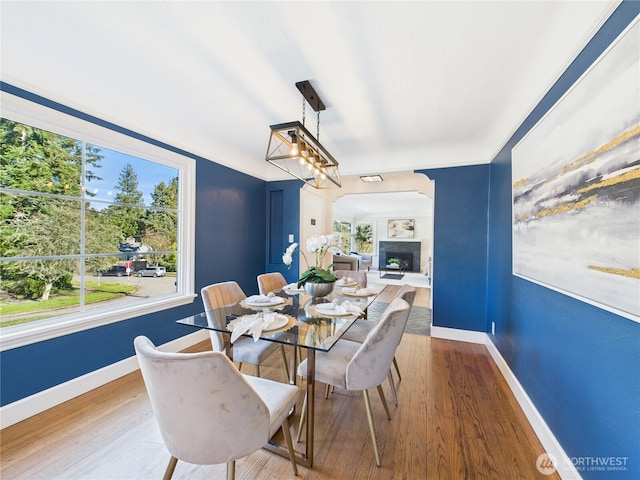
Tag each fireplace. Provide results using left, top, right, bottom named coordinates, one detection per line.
left=385, top=252, right=412, bottom=271
left=378, top=241, right=421, bottom=272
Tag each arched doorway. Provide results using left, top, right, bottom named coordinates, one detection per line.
left=299, top=172, right=434, bottom=307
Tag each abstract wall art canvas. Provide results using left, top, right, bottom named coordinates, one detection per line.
left=512, top=18, right=640, bottom=322
left=388, top=219, right=414, bottom=238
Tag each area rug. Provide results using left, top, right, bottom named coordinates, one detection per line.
left=381, top=273, right=405, bottom=280
left=366, top=303, right=430, bottom=336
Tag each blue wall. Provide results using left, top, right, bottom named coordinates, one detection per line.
left=265, top=180, right=303, bottom=284
left=416, top=164, right=490, bottom=332
left=0, top=86, right=269, bottom=405
left=487, top=3, right=640, bottom=479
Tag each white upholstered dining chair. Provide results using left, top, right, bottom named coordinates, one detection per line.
left=333, top=269, right=367, bottom=287
left=134, top=336, right=299, bottom=480
left=341, top=284, right=416, bottom=387
left=295, top=297, right=411, bottom=466
left=201, top=281, right=289, bottom=378
left=257, top=272, right=288, bottom=295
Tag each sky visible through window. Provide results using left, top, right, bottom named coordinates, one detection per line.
left=86, top=147, right=178, bottom=206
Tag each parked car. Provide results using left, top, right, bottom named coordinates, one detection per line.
left=137, top=266, right=166, bottom=277
left=98, top=265, right=130, bottom=277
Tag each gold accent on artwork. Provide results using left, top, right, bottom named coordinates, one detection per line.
left=588, top=266, right=640, bottom=280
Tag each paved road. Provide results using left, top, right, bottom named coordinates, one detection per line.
left=90, top=274, right=176, bottom=298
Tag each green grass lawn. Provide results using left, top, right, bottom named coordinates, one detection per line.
left=0, top=281, right=137, bottom=327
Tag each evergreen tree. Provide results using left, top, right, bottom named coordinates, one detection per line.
left=108, top=163, right=145, bottom=239
left=0, top=119, right=102, bottom=221
left=0, top=119, right=109, bottom=298
left=143, top=177, right=178, bottom=270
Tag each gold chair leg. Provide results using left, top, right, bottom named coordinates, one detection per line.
left=256, top=364, right=260, bottom=377
left=393, top=356, right=401, bottom=381
left=281, top=417, right=298, bottom=476
left=280, top=346, right=290, bottom=379
left=387, top=371, right=398, bottom=406
left=226, top=460, right=235, bottom=480
left=324, top=383, right=331, bottom=399
left=363, top=390, right=381, bottom=467
left=296, top=347, right=304, bottom=380
left=296, top=391, right=307, bottom=442
left=238, top=362, right=243, bottom=372
left=163, top=456, right=178, bottom=480
left=377, top=384, right=391, bottom=420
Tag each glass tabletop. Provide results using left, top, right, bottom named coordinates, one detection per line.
left=176, top=285, right=382, bottom=352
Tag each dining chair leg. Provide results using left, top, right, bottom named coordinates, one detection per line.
left=226, top=460, right=235, bottom=480
left=376, top=384, right=392, bottom=420
left=363, top=390, right=381, bottom=467
left=296, top=392, right=307, bottom=442
left=281, top=417, right=298, bottom=476
left=238, top=362, right=243, bottom=372
left=280, top=346, right=290, bottom=379
left=393, top=356, right=401, bottom=381
left=256, top=365, right=260, bottom=377
left=163, top=456, right=178, bottom=480
left=324, top=384, right=331, bottom=399
left=296, top=347, right=304, bottom=379
left=387, top=370, right=398, bottom=406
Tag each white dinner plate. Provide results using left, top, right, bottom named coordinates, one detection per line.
left=314, top=304, right=358, bottom=317
left=284, top=285, right=305, bottom=294
left=262, top=315, right=290, bottom=331
left=341, top=288, right=377, bottom=297
left=245, top=296, right=285, bottom=307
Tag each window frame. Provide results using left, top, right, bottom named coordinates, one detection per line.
left=0, top=91, right=196, bottom=351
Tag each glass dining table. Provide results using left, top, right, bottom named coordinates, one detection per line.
left=176, top=282, right=384, bottom=468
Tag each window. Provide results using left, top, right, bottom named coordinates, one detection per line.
left=0, top=93, right=195, bottom=350
left=354, top=223, right=374, bottom=253
left=332, top=220, right=352, bottom=254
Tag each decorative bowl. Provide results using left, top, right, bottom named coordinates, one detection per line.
left=303, top=281, right=335, bottom=298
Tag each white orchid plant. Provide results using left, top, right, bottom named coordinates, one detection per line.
left=283, top=233, right=342, bottom=287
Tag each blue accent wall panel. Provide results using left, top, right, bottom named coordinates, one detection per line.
left=487, top=3, right=640, bottom=478
left=416, top=164, right=490, bottom=332
left=265, top=180, right=302, bottom=283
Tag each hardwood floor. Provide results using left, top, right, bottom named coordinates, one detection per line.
left=1, top=287, right=557, bottom=479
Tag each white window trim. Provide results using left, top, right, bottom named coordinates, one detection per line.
left=0, top=91, right=196, bottom=351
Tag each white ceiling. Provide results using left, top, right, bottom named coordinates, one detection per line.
left=334, top=191, right=432, bottom=219
left=1, top=1, right=618, bottom=182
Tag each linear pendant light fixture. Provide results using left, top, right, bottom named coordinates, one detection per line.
left=266, top=80, right=341, bottom=188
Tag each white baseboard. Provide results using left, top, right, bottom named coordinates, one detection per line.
left=430, top=325, right=488, bottom=344
left=431, top=326, right=581, bottom=480
left=0, top=330, right=209, bottom=429
left=483, top=337, right=581, bottom=479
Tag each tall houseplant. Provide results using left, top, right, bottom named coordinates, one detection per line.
left=283, top=233, right=341, bottom=288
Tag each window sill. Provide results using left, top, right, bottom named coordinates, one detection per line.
left=0, top=294, right=197, bottom=352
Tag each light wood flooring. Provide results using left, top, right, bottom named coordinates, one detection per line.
left=1, top=286, right=557, bottom=479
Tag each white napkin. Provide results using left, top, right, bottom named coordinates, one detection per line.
left=245, top=294, right=282, bottom=305
left=337, top=277, right=354, bottom=285
left=284, top=282, right=302, bottom=290
left=230, top=312, right=284, bottom=342
left=316, top=300, right=363, bottom=316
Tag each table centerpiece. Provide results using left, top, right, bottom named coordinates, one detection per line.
left=283, top=233, right=341, bottom=297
